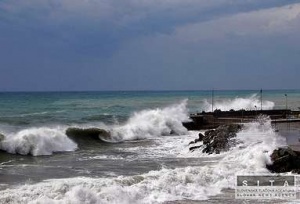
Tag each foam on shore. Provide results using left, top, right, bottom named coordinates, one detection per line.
left=0, top=118, right=286, bottom=203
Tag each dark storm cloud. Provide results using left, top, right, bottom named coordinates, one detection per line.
left=0, top=0, right=299, bottom=91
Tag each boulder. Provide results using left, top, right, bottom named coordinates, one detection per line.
left=197, top=133, right=204, bottom=142
left=189, top=145, right=202, bottom=152
left=266, top=147, right=300, bottom=173
left=189, top=124, right=242, bottom=154
left=202, top=124, right=242, bottom=154
left=189, top=133, right=205, bottom=145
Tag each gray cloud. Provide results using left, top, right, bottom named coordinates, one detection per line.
left=0, top=0, right=299, bottom=91
left=173, top=3, right=300, bottom=41
left=2, top=0, right=297, bottom=42
left=103, top=3, right=300, bottom=90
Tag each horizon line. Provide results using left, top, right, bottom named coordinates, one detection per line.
left=0, top=88, right=299, bottom=93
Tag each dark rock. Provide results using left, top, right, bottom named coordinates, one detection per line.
left=189, top=145, right=202, bottom=152
left=198, top=133, right=204, bottom=142
left=188, top=124, right=242, bottom=154
left=202, top=124, right=242, bottom=154
left=266, top=147, right=300, bottom=173
left=66, top=127, right=111, bottom=143
left=189, top=141, right=195, bottom=145
left=190, top=133, right=205, bottom=145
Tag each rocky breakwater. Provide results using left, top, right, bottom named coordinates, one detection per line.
left=267, top=147, right=300, bottom=173
left=189, top=124, right=243, bottom=154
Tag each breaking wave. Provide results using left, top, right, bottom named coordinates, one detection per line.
left=0, top=118, right=286, bottom=203
left=109, top=100, right=190, bottom=141
left=202, top=94, right=275, bottom=111
left=0, top=127, right=77, bottom=156
left=0, top=101, right=189, bottom=155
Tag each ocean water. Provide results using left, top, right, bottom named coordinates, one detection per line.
left=0, top=90, right=299, bottom=203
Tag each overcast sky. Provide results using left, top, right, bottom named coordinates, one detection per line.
left=0, top=0, right=299, bottom=91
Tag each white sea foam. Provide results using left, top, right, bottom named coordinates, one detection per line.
left=0, top=118, right=287, bottom=203
left=109, top=100, right=190, bottom=141
left=202, top=94, right=275, bottom=111
left=114, top=133, right=197, bottom=159
left=0, top=127, right=77, bottom=156
left=0, top=101, right=189, bottom=156
left=78, top=155, right=126, bottom=161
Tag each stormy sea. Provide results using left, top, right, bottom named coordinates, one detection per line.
left=0, top=90, right=300, bottom=204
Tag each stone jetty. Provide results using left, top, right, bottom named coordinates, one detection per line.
left=183, top=109, right=300, bottom=130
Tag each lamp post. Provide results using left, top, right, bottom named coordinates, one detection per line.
left=285, top=94, right=289, bottom=129
left=212, top=89, right=214, bottom=113
left=260, top=89, right=263, bottom=111
left=285, top=94, right=288, bottom=111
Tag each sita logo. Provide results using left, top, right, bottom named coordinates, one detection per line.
left=236, top=175, right=295, bottom=187
left=241, top=179, right=290, bottom=187
left=235, top=175, right=297, bottom=200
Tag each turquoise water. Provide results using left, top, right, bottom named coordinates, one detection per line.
left=0, top=90, right=299, bottom=203
left=0, top=90, right=299, bottom=128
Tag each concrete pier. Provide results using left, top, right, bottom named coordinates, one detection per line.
left=183, top=109, right=300, bottom=130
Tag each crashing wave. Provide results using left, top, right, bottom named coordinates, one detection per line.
left=0, top=118, right=286, bottom=203
left=202, top=94, right=275, bottom=112
left=109, top=100, right=190, bottom=141
left=0, top=101, right=190, bottom=155
left=0, top=127, right=77, bottom=156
